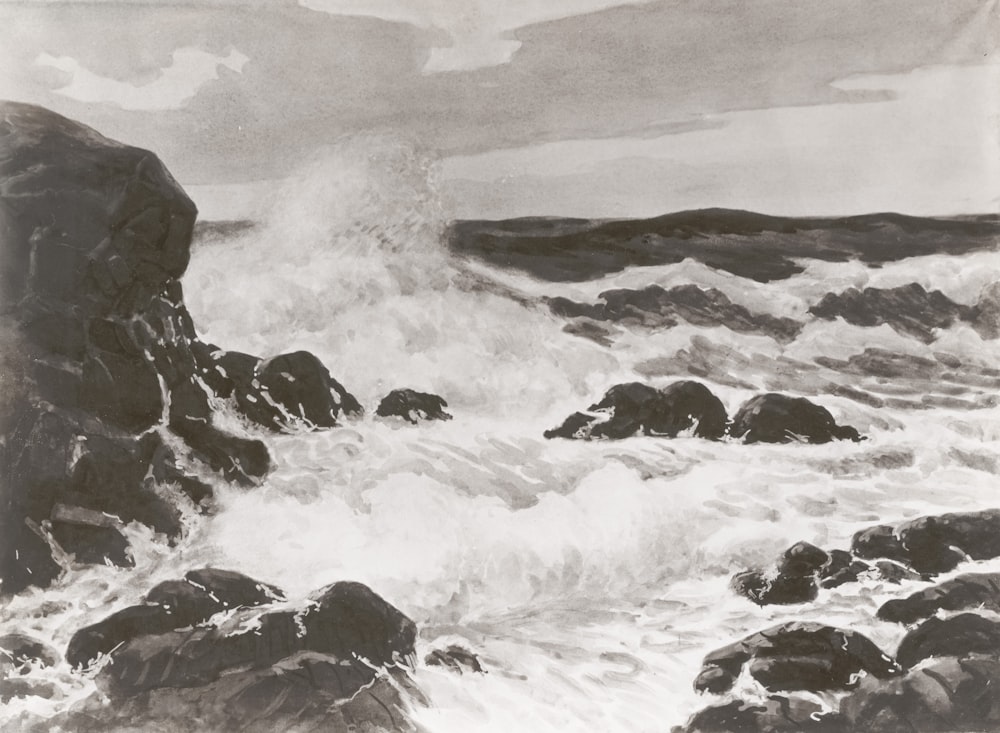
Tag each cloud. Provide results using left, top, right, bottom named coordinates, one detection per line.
left=298, top=0, right=651, bottom=72
left=440, top=63, right=1000, bottom=218
left=35, top=46, right=248, bottom=110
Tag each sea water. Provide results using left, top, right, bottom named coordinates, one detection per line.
left=3, top=140, right=999, bottom=732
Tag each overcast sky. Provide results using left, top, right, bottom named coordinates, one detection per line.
left=1, top=0, right=997, bottom=219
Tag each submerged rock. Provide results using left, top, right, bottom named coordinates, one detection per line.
left=878, top=573, right=1000, bottom=624
left=545, top=380, right=727, bottom=441
left=0, top=633, right=59, bottom=674
left=730, top=393, right=861, bottom=444
left=694, top=622, right=899, bottom=694
left=377, top=388, right=453, bottom=424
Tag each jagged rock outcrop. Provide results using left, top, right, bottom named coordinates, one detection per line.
left=0, top=103, right=356, bottom=595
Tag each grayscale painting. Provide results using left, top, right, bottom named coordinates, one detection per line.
left=1, top=1, right=999, bottom=731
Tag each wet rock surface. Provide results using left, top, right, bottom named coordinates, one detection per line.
left=0, top=103, right=359, bottom=594
left=694, top=622, right=899, bottom=695
left=545, top=380, right=728, bottom=440
left=377, top=388, right=453, bottom=424
left=730, top=393, right=861, bottom=444
left=60, top=572, right=419, bottom=731
left=878, top=573, right=1000, bottom=624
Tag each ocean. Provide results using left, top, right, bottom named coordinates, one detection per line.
left=3, top=142, right=1000, bottom=732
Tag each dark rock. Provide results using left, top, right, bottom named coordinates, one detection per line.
left=840, top=654, right=1000, bottom=732
left=376, top=389, right=453, bottom=424
left=146, top=568, right=284, bottom=625
left=878, top=573, right=1000, bottom=624
left=544, top=411, right=599, bottom=439
left=731, top=570, right=818, bottom=606
left=674, top=696, right=844, bottom=733
left=695, top=622, right=899, bottom=694
left=730, top=393, right=862, bottom=444
left=231, top=350, right=361, bottom=432
left=896, top=614, right=1000, bottom=670
left=545, top=380, right=728, bottom=441
left=819, top=549, right=872, bottom=588
left=66, top=605, right=178, bottom=669
left=549, top=284, right=803, bottom=342
left=0, top=103, right=286, bottom=593
left=872, top=560, right=922, bottom=584
left=49, top=520, right=133, bottom=567
left=809, top=283, right=979, bottom=343
left=0, top=632, right=59, bottom=673
left=95, top=580, right=415, bottom=697
left=731, top=541, right=828, bottom=605
left=424, top=645, right=483, bottom=674
left=852, top=510, right=1000, bottom=575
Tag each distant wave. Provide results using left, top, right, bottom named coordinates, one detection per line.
left=449, top=208, right=1000, bottom=283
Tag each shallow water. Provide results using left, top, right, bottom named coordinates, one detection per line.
left=3, top=144, right=999, bottom=732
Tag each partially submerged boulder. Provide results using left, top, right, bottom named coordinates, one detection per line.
left=545, top=380, right=728, bottom=440
left=730, top=393, right=861, bottom=444
left=377, top=388, right=452, bottom=424
left=895, top=614, right=1000, bottom=670
left=425, top=645, right=483, bottom=674
left=878, top=573, right=1000, bottom=624
left=694, top=622, right=899, bottom=694
left=852, top=509, right=1000, bottom=575
left=731, top=542, right=829, bottom=606
left=67, top=567, right=284, bottom=668
left=674, top=696, right=844, bottom=733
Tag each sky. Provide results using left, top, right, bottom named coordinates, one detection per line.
left=1, top=0, right=997, bottom=219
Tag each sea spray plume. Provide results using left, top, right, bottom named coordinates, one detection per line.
left=185, top=137, right=618, bottom=413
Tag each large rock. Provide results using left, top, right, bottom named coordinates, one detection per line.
left=91, top=580, right=415, bottom=698
left=731, top=542, right=829, bottom=606
left=545, top=380, right=728, bottom=440
left=0, top=103, right=278, bottom=594
left=878, top=573, right=1000, bottom=624
left=694, top=622, right=899, bottom=694
left=840, top=654, right=1000, bottom=732
left=895, top=614, right=1000, bottom=670
left=376, top=388, right=452, bottom=424
left=730, top=393, right=861, bottom=444
left=852, top=509, right=1000, bottom=575
left=67, top=567, right=284, bottom=668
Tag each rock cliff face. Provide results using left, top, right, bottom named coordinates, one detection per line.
left=0, top=102, right=353, bottom=595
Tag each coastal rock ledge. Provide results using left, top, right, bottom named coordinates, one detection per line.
left=0, top=102, right=358, bottom=594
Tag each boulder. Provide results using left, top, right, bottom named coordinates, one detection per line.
left=376, top=388, right=453, bottom=424
left=694, top=622, right=899, bottom=694
left=424, top=645, right=483, bottom=674
left=94, top=580, right=415, bottom=697
left=818, top=549, right=872, bottom=589
left=544, top=380, right=727, bottom=440
left=878, top=573, right=1000, bottom=624
left=895, top=614, right=1000, bottom=670
left=852, top=510, right=1000, bottom=575
left=731, top=541, right=827, bottom=605
left=674, top=696, right=844, bottom=733
left=67, top=568, right=285, bottom=668
left=840, top=654, right=1000, bottom=732
left=730, top=393, right=861, bottom=444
